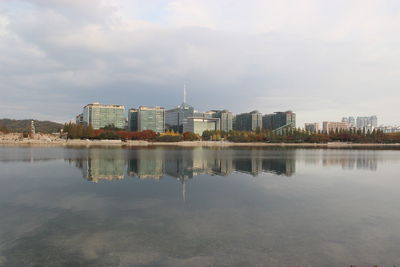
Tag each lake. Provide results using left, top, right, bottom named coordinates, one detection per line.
left=1, top=146, right=400, bottom=266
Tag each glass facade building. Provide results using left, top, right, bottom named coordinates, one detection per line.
left=183, top=117, right=220, bottom=135
left=83, top=102, right=125, bottom=130
left=165, top=102, right=194, bottom=133
left=235, top=111, right=263, bottom=131
left=129, top=106, right=165, bottom=133
left=138, top=106, right=165, bottom=133
left=128, top=109, right=138, bottom=131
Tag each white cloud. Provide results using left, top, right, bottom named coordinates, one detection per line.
left=0, top=0, right=400, bottom=125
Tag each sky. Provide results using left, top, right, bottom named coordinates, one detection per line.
left=0, top=0, right=399, bottom=127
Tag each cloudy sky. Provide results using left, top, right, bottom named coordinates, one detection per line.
left=0, top=0, right=399, bottom=126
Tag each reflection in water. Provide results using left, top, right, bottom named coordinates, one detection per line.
left=82, top=149, right=125, bottom=182
left=71, top=148, right=298, bottom=183
left=69, top=148, right=299, bottom=201
left=322, top=155, right=378, bottom=171
left=1, top=147, right=398, bottom=266
left=68, top=148, right=384, bottom=185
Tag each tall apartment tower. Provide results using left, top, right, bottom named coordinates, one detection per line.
left=82, top=102, right=125, bottom=130
left=210, top=110, right=233, bottom=132
left=356, top=116, right=378, bottom=130
left=263, top=111, right=296, bottom=130
left=235, top=111, right=263, bottom=131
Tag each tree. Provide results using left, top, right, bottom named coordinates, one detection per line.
left=101, top=124, right=122, bottom=131
left=183, top=132, right=200, bottom=141
left=0, top=125, right=9, bottom=133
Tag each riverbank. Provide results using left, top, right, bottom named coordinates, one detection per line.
left=1, top=138, right=400, bottom=148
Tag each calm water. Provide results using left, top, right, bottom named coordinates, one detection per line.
left=1, top=146, right=400, bottom=266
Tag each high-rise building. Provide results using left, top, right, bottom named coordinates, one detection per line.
left=356, top=116, right=378, bottom=129
left=349, top=117, right=356, bottom=127
left=165, top=86, right=194, bottom=133
left=128, top=109, right=138, bottom=131
left=137, top=106, right=165, bottom=133
left=263, top=111, right=296, bottom=130
left=304, top=123, right=320, bottom=132
left=82, top=102, right=125, bottom=130
left=211, top=110, right=233, bottom=132
left=322, top=121, right=350, bottom=133
left=235, top=111, right=262, bottom=131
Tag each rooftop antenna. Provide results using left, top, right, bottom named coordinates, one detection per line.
left=183, top=82, right=187, bottom=104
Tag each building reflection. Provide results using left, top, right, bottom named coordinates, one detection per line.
left=77, top=149, right=125, bottom=182
left=66, top=148, right=383, bottom=200
left=68, top=148, right=381, bottom=186
left=70, top=148, right=298, bottom=183
left=321, top=152, right=378, bottom=171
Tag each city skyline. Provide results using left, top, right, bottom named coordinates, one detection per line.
left=1, top=1, right=400, bottom=127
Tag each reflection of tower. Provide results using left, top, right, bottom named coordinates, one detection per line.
left=181, top=179, right=186, bottom=202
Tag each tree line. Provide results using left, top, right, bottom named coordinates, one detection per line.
left=62, top=123, right=400, bottom=143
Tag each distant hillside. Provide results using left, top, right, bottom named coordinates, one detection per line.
left=0, top=119, right=63, bottom=133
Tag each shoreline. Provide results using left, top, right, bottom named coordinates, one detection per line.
left=1, top=139, right=400, bottom=148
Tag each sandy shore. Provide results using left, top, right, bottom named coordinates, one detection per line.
left=1, top=139, right=400, bottom=148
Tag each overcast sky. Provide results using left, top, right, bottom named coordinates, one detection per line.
left=1, top=0, right=399, bottom=126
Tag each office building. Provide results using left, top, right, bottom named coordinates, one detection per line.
left=305, top=123, right=320, bottom=132
left=128, top=109, right=138, bottom=131
left=263, top=111, right=296, bottom=130
left=322, top=121, right=350, bottom=133
left=235, top=111, right=263, bottom=131
left=129, top=106, right=165, bottom=133
left=183, top=117, right=220, bottom=135
left=136, top=106, right=165, bottom=133
left=82, top=102, right=125, bottom=130
left=165, top=87, right=194, bottom=133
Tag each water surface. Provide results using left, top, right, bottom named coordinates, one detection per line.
left=1, top=146, right=400, bottom=266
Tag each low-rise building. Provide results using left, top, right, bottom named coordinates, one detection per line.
left=183, top=117, right=220, bottom=135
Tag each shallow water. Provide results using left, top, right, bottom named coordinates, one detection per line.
left=0, top=146, right=400, bottom=266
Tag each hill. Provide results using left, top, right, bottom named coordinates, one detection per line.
left=0, top=119, right=63, bottom=133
